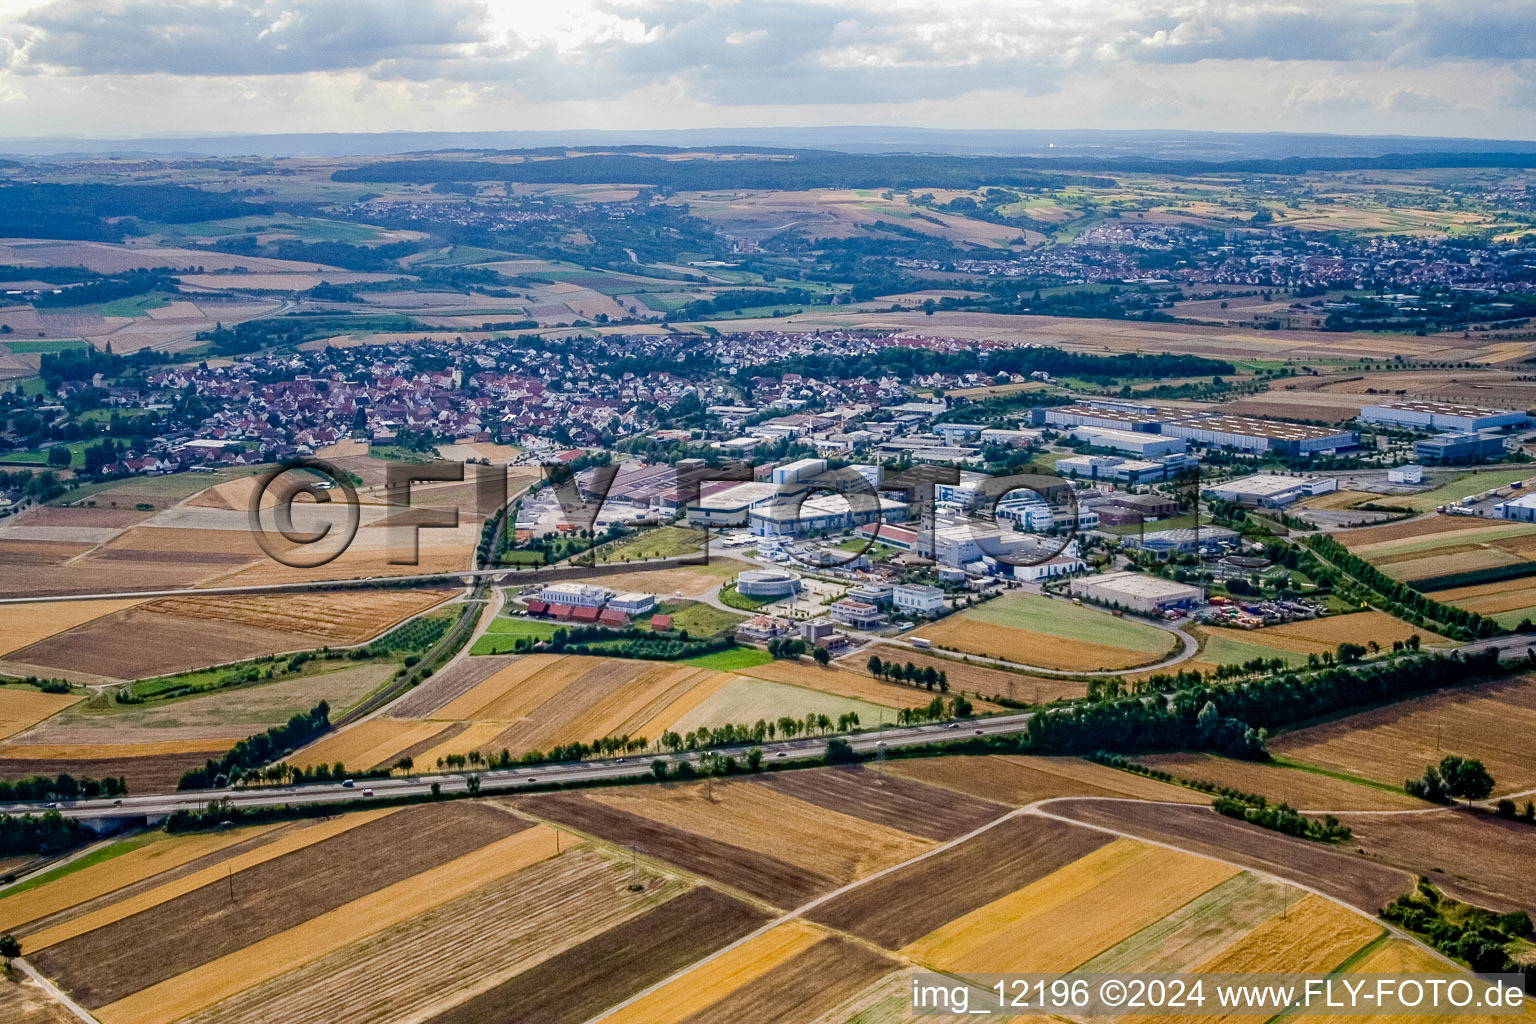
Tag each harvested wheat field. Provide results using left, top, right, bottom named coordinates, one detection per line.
left=864, top=645, right=1089, bottom=703
left=0, top=825, right=284, bottom=936
left=1270, top=673, right=1536, bottom=796
left=139, top=589, right=451, bottom=643
left=599, top=921, right=826, bottom=1024
left=738, top=660, right=967, bottom=709
left=1075, top=871, right=1302, bottom=974
left=0, top=746, right=232, bottom=792
left=1242, top=611, right=1449, bottom=653
left=809, top=814, right=1113, bottom=948
left=518, top=790, right=834, bottom=907
left=1305, top=939, right=1508, bottom=1024
left=884, top=754, right=1206, bottom=806
left=96, top=823, right=562, bottom=1024
left=30, top=802, right=524, bottom=1014
left=289, top=719, right=451, bottom=773
left=0, top=687, right=82, bottom=740
left=1122, top=895, right=1383, bottom=1024
left=659, top=934, right=894, bottom=1024
left=0, top=599, right=143, bottom=655
left=174, top=845, right=690, bottom=1024
left=901, top=838, right=1239, bottom=973
left=417, top=886, right=769, bottom=1024
left=590, top=779, right=931, bottom=879
left=1138, top=753, right=1427, bottom=811
left=20, top=809, right=399, bottom=950
left=747, top=765, right=1005, bottom=840
left=1042, top=800, right=1415, bottom=914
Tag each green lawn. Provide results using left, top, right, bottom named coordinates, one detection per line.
left=485, top=616, right=562, bottom=637
left=1195, top=628, right=1307, bottom=669
left=961, top=593, right=1176, bottom=655
left=718, top=584, right=783, bottom=611
left=656, top=601, right=744, bottom=637
left=1399, top=468, right=1536, bottom=512
left=677, top=646, right=774, bottom=670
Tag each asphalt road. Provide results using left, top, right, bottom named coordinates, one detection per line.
left=2, top=712, right=1036, bottom=822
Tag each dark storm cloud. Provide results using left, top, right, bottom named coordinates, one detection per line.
left=12, top=0, right=486, bottom=75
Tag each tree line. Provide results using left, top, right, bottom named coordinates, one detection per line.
left=1306, top=535, right=1501, bottom=640
left=178, top=701, right=331, bottom=790
left=0, top=773, right=126, bottom=803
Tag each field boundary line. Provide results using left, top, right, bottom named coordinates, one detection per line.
left=13, top=957, right=102, bottom=1024
left=580, top=802, right=1032, bottom=1024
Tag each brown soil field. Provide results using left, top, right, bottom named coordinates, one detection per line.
left=1041, top=800, right=1414, bottom=914
left=747, top=765, right=1005, bottom=840
left=884, top=754, right=1207, bottom=806
left=863, top=645, right=1089, bottom=703
left=98, top=825, right=562, bottom=1024
left=1340, top=514, right=1521, bottom=547
left=383, top=654, right=517, bottom=718
left=1437, top=578, right=1536, bottom=616
left=9, top=607, right=320, bottom=680
left=1342, top=809, right=1536, bottom=915
left=419, top=886, right=769, bottom=1024
left=0, top=976, right=74, bottom=1024
left=31, top=802, right=520, bottom=1009
left=808, top=814, right=1113, bottom=949
left=1210, top=612, right=1449, bottom=657
left=217, top=543, right=473, bottom=588
left=21, top=810, right=398, bottom=950
left=517, top=791, right=833, bottom=907
left=1138, top=753, right=1427, bottom=810
left=140, top=590, right=451, bottom=643
left=173, top=847, right=688, bottom=1024
left=672, top=935, right=894, bottom=1024
left=583, top=780, right=932, bottom=885
left=0, top=599, right=144, bottom=655
left=0, top=750, right=223, bottom=792
left=916, top=617, right=1170, bottom=671
left=1270, top=674, right=1536, bottom=796
left=0, top=539, right=94, bottom=568
left=0, top=688, right=82, bottom=740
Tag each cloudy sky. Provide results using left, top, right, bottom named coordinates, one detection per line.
left=0, top=0, right=1533, bottom=140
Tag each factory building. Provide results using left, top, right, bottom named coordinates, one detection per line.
left=1413, top=433, right=1509, bottom=465
left=1361, top=401, right=1528, bottom=433
left=1040, top=400, right=1162, bottom=433
left=1496, top=493, right=1536, bottom=523
left=1202, top=473, right=1337, bottom=508
left=1161, top=414, right=1358, bottom=457
left=1068, top=572, right=1204, bottom=614
left=1068, top=426, right=1188, bottom=458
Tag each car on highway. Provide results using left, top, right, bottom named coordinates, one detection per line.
left=362, top=789, right=373, bottom=797
left=341, top=779, right=355, bottom=788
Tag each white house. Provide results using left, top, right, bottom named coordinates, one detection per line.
left=892, top=583, right=945, bottom=616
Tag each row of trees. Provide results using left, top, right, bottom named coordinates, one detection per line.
left=1307, top=535, right=1501, bottom=640
left=0, top=810, right=89, bottom=857
left=1213, top=794, right=1352, bottom=843
left=895, top=696, right=972, bottom=725
left=0, top=773, right=126, bottom=803
left=866, top=655, right=950, bottom=692
left=178, top=702, right=331, bottom=790
left=1406, top=754, right=1496, bottom=804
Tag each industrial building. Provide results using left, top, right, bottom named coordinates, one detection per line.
left=1202, top=473, right=1337, bottom=507
left=892, top=583, right=945, bottom=615
left=539, top=583, right=612, bottom=608
left=1068, top=571, right=1204, bottom=614
left=1361, top=401, right=1528, bottom=433
left=1069, top=426, right=1188, bottom=457
left=606, top=592, right=656, bottom=616
left=1120, top=525, right=1241, bottom=554
left=830, top=599, right=885, bottom=630
left=1388, top=465, right=1424, bottom=484
left=1040, top=401, right=1162, bottom=433
left=1496, top=493, right=1536, bottom=523
left=1056, top=454, right=1170, bottom=485
left=748, top=494, right=907, bottom=537
left=1413, top=432, right=1508, bottom=464
left=735, top=568, right=803, bottom=598
left=1161, top=414, right=1358, bottom=456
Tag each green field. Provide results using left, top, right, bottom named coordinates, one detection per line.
left=1399, top=468, right=1536, bottom=512
left=594, top=525, right=706, bottom=563
left=0, top=833, right=160, bottom=898
left=959, top=593, right=1177, bottom=656
left=1194, top=628, right=1307, bottom=670
left=1, top=339, right=88, bottom=353
left=99, top=294, right=172, bottom=318
left=470, top=615, right=563, bottom=655
left=677, top=646, right=774, bottom=670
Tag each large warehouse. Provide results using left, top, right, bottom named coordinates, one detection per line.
left=1161, top=414, right=1359, bottom=457
left=1361, top=401, right=1528, bottom=433
left=1040, top=400, right=1162, bottom=433
left=1203, top=473, right=1338, bottom=507
left=1069, top=426, right=1188, bottom=457
left=1068, top=572, right=1204, bottom=614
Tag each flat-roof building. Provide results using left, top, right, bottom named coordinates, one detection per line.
left=1362, top=401, right=1527, bottom=433
left=1203, top=473, right=1337, bottom=507
left=892, top=583, right=945, bottom=615
left=1163, top=414, right=1358, bottom=456
left=1041, top=401, right=1162, bottom=433
left=1069, top=426, right=1188, bottom=458
left=1069, top=571, right=1204, bottom=614
left=1496, top=493, right=1536, bottom=523
left=540, top=583, right=612, bottom=608
left=1413, top=432, right=1508, bottom=465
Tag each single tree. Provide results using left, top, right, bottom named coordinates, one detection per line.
left=1, top=933, right=21, bottom=965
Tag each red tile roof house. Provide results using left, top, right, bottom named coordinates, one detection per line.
left=650, top=614, right=673, bottom=632
left=598, top=608, right=629, bottom=628
left=524, top=600, right=550, bottom=617
left=571, top=606, right=601, bottom=624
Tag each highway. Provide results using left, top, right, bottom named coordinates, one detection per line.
left=0, top=713, right=1036, bottom=822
